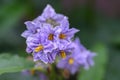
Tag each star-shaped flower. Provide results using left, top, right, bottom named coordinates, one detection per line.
left=34, top=4, right=68, bottom=27
left=26, top=32, right=56, bottom=63
left=57, top=38, right=96, bottom=74
left=21, top=21, right=41, bottom=38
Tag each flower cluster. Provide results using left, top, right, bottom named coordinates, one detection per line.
left=21, top=4, right=95, bottom=74
left=57, top=38, right=96, bottom=74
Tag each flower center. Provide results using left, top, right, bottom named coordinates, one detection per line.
left=35, top=45, right=44, bottom=52
left=59, top=33, right=66, bottom=39
left=60, top=50, right=66, bottom=58
left=46, top=18, right=60, bottom=27
left=48, top=33, right=54, bottom=40
left=68, top=58, right=74, bottom=65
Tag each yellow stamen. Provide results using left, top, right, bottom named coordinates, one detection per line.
left=35, top=45, right=44, bottom=52
left=60, top=50, right=66, bottom=58
left=48, top=34, right=54, bottom=40
left=68, top=58, right=74, bottom=65
left=59, top=33, right=66, bottom=39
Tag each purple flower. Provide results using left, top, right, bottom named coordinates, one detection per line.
left=40, top=23, right=59, bottom=43
left=34, top=4, right=68, bottom=27
left=26, top=32, right=56, bottom=63
left=21, top=21, right=41, bottom=38
left=80, top=50, right=96, bottom=70
left=47, top=50, right=57, bottom=63
left=73, top=38, right=96, bottom=70
left=57, top=53, right=80, bottom=74
left=57, top=42, right=74, bottom=58
left=56, top=19, right=79, bottom=43
left=57, top=38, right=96, bottom=74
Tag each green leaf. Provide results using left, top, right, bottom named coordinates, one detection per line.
left=0, top=53, right=34, bottom=75
left=0, top=72, right=39, bottom=80
left=78, top=43, right=108, bottom=80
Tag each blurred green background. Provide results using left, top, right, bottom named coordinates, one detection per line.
left=0, top=0, right=120, bottom=80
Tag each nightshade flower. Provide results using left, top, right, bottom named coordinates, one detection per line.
left=56, top=19, right=79, bottom=43
left=57, top=53, right=81, bottom=74
left=47, top=50, right=57, bottom=63
left=34, top=4, right=68, bottom=27
left=40, top=23, right=59, bottom=42
left=57, top=38, right=96, bottom=74
left=40, top=19, right=74, bottom=43
left=21, top=21, right=41, bottom=38
left=57, top=42, right=74, bottom=58
left=73, top=38, right=96, bottom=70
left=26, top=32, right=56, bottom=63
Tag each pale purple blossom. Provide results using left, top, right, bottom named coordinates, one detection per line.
left=57, top=54, right=81, bottom=74
left=21, top=21, right=41, bottom=38
left=57, top=42, right=74, bottom=58
left=73, top=38, right=96, bottom=69
left=34, top=4, right=68, bottom=27
left=57, top=38, right=96, bottom=74
left=40, top=23, right=59, bottom=43
left=56, top=19, right=79, bottom=43
left=26, top=32, right=56, bottom=63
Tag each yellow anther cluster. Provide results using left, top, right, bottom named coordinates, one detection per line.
left=68, top=58, right=74, bottom=65
left=48, top=34, right=54, bottom=40
left=59, top=33, right=66, bottom=39
left=60, top=50, right=66, bottom=58
left=35, top=45, right=44, bottom=52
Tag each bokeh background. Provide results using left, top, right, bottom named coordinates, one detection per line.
left=0, top=0, right=120, bottom=80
